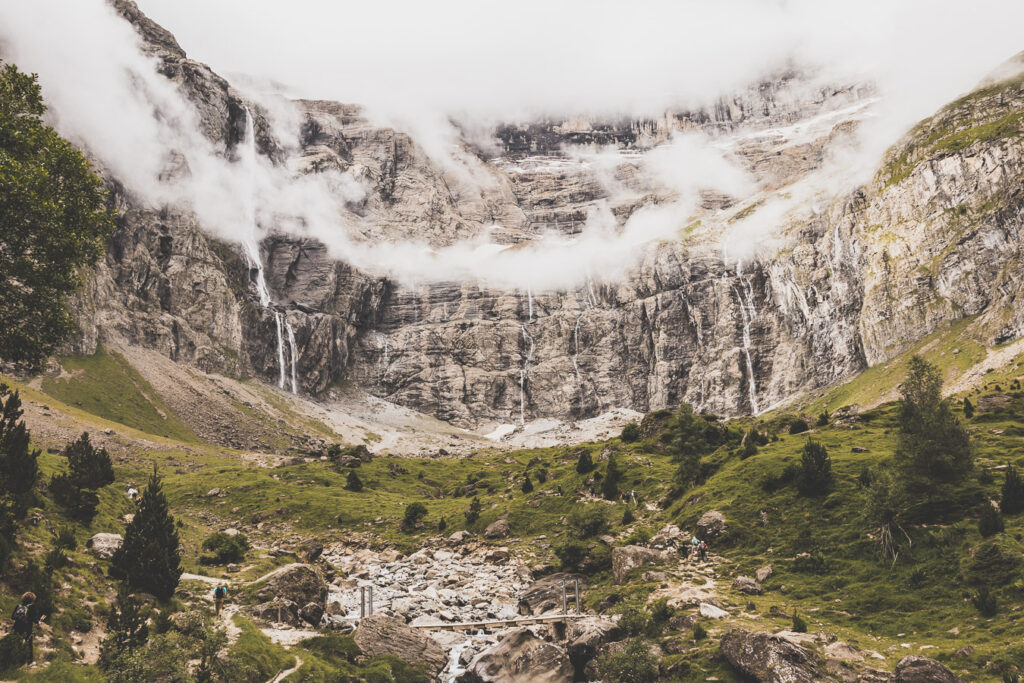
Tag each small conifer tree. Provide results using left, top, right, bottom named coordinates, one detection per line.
left=465, top=497, right=482, bottom=526
left=63, top=432, right=114, bottom=489
left=963, top=397, right=974, bottom=419
left=576, top=450, right=595, bottom=474
left=0, top=385, right=40, bottom=514
left=1000, top=464, right=1024, bottom=515
left=110, top=467, right=182, bottom=600
left=797, top=439, right=832, bottom=496
left=345, top=470, right=363, bottom=492
left=521, top=473, right=534, bottom=493
left=601, top=453, right=624, bottom=500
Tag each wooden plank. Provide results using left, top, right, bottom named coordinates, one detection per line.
left=407, top=614, right=587, bottom=631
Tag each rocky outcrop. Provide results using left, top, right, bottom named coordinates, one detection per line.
left=566, top=617, right=622, bottom=675
left=611, top=546, right=670, bottom=584
left=484, top=520, right=511, bottom=539
left=87, top=533, right=123, bottom=560
left=732, top=576, right=763, bottom=595
left=457, top=628, right=573, bottom=683
left=891, top=655, right=964, bottom=683
left=517, top=573, right=580, bottom=616
left=353, top=615, right=447, bottom=677
left=721, top=629, right=828, bottom=682
left=252, top=598, right=299, bottom=626
left=251, top=564, right=327, bottom=608
left=697, top=510, right=727, bottom=541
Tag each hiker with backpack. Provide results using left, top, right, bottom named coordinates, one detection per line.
left=213, top=585, right=228, bottom=616
left=11, top=592, right=44, bottom=663
left=698, top=539, right=709, bottom=563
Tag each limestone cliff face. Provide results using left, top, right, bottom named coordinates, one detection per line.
left=67, top=3, right=1024, bottom=427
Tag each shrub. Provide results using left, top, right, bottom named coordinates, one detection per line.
left=596, top=638, right=660, bottom=683
left=857, top=466, right=875, bottom=489
left=649, top=597, right=673, bottom=628
left=521, top=474, right=534, bottom=494
left=619, top=606, right=652, bottom=637
left=1002, top=465, right=1024, bottom=515
left=464, top=497, right=482, bottom=526
left=793, top=551, right=827, bottom=574
left=693, top=622, right=708, bottom=641
left=622, top=507, right=635, bottom=525
left=438, top=516, right=447, bottom=532
left=48, top=473, right=99, bottom=523
left=44, top=547, right=69, bottom=571
left=792, top=611, right=808, bottom=633
left=816, top=411, right=830, bottom=427
left=963, top=397, right=974, bottom=419
left=973, top=586, right=998, bottom=617
left=789, top=418, right=809, bottom=434
left=100, top=583, right=150, bottom=670
left=200, top=532, right=249, bottom=565
left=601, top=453, right=624, bottom=501
left=761, top=464, right=799, bottom=493
left=345, top=470, right=363, bottom=492
left=625, top=527, right=652, bottom=546
left=979, top=505, right=1005, bottom=538
left=797, top=439, right=832, bottom=496
left=0, top=632, right=30, bottom=670
left=620, top=422, right=641, bottom=443
left=535, top=467, right=548, bottom=483
left=55, top=525, right=77, bottom=551
left=403, top=502, right=428, bottom=530
left=0, top=385, right=40, bottom=513
left=966, top=541, right=1020, bottom=586
left=568, top=505, right=609, bottom=538
left=554, top=540, right=587, bottom=570
left=576, top=451, right=595, bottom=474
left=63, top=432, right=115, bottom=489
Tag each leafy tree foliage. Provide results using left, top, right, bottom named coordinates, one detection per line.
left=620, top=422, right=640, bottom=443
left=596, top=638, right=660, bottom=683
left=797, top=439, right=832, bottom=496
left=199, top=532, right=249, bottom=565
left=0, top=62, right=115, bottom=368
left=111, top=468, right=182, bottom=600
left=601, top=453, right=624, bottom=500
left=575, top=450, right=594, bottom=474
left=1001, top=464, right=1024, bottom=515
left=63, top=432, right=114, bottom=489
left=99, top=583, right=149, bottom=670
left=896, top=356, right=972, bottom=487
left=0, top=385, right=39, bottom=516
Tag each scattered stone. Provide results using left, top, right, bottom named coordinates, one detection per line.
left=354, top=615, right=447, bottom=677
left=696, top=510, right=727, bottom=541
left=851, top=446, right=869, bottom=453
left=302, top=542, right=324, bottom=563
left=611, top=545, right=670, bottom=584
left=205, top=487, right=221, bottom=497
left=299, top=602, right=324, bottom=626
left=484, top=520, right=510, bottom=539
left=721, top=628, right=827, bottom=682
left=891, top=655, right=964, bottom=683
left=824, top=641, right=863, bottom=662
left=457, top=627, right=573, bottom=683
left=518, top=573, right=580, bottom=615
left=448, top=530, right=472, bottom=545
left=756, top=565, right=774, bottom=583
left=485, top=548, right=510, bottom=563
left=87, top=533, right=123, bottom=560
left=733, top=576, right=763, bottom=595
left=223, top=528, right=240, bottom=536
left=700, top=603, right=729, bottom=619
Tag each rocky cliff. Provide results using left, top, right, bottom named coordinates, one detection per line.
left=67, top=2, right=1024, bottom=429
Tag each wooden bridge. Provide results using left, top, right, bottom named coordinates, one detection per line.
left=410, top=612, right=588, bottom=632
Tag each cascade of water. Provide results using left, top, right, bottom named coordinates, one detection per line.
left=527, top=287, right=534, bottom=322
left=731, top=267, right=760, bottom=414
left=285, top=319, right=299, bottom=394
left=518, top=324, right=535, bottom=425
left=571, top=311, right=585, bottom=387
left=274, top=312, right=286, bottom=389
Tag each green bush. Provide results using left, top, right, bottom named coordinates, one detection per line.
left=535, top=467, right=548, bottom=483
left=621, top=507, right=635, bottom=525
left=55, top=525, right=77, bottom=551
left=596, top=638, right=659, bottom=683
left=62, top=432, right=115, bottom=489
left=963, top=397, right=974, bottom=419
left=568, top=505, right=609, bottom=538
left=554, top=540, right=587, bottom=570
left=789, top=418, right=809, bottom=434
left=345, top=470, right=363, bottom=492
left=521, top=474, right=534, bottom=494
left=792, top=611, right=808, bottom=633
left=624, top=527, right=652, bottom=545
left=464, top=497, right=482, bottom=526
left=44, top=547, right=69, bottom=571
left=49, top=473, right=99, bottom=523
left=620, top=422, right=641, bottom=443
left=618, top=606, right=652, bottom=637
left=761, top=464, right=799, bottom=493
left=1002, top=465, right=1024, bottom=515
left=693, top=622, right=707, bottom=641
left=200, top=532, right=249, bottom=565
left=403, top=502, right=428, bottom=530
left=797, top=439, right=832, bottom=496
left=576, top=450, right=595, bottom=474
left=601, top=453, right=624, bottom=501
left=973, top=586, right=998, bottom=617
left=0, top=632, right=30, bottom=671
left=816, top=411, right=830, bottom=427
left=979, top=505, right=1005, bottom=538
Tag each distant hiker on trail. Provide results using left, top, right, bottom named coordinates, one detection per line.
left=213, top=585, right=227, bottom=616
left=557, top=484, right=563, bottom=496
left=630, top=489, right=638, bottom=505
left=698, top=540, right=709, bottom=563
left=11, top=592, right=43, bottom=663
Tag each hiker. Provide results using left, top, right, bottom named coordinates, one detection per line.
left=213, top=585, right=227, bottom=616
left=698, top=540, right=709, bottom=563
left=11, top=592, right=43, bottom=664
left=557, top=484, right=563, bottom=496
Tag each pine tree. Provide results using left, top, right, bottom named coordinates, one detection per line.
left=0, top=385, right=40, bottom=513
left=963, top=397, right=974, bottom=419
left=99, top=583, right=149, bottom=669
left=797, top=439, right=832, bottom=496
left=465, top=497, right=482, bottom=526
left=111, top=467, right=181, bottom=600
left=896, top=356, right=972, bottom=487
left=63, top=432, right=114, bottom=489
left=1001, top=464, right=1024, bottom=515
left=601, top=453, right=624, bottom=500
left=521, top=473, right=534, bottom=494
left=345, top=470, right=363, bottom=492
left=575, top=451, right=594, bottom=474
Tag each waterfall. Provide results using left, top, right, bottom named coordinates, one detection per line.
left=526, top=287, right=534, bottom=322
left=285, top=319, right=299, bottom=395
left=731, top=266, right=760, bottom=415
left=519, top=324, right=535, bottom=425
left=274, top=312, right=286, bottom=389
left=571, top=311, right=585, bottom=387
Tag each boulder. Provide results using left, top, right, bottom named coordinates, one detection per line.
left=733, top=576, right=763, bottom=595
left=299, top=602, right=324, bottom=626
left=756, top=565, right=774, bottom=583
left=88, top=533, right=123, bottom=560
left=252, top=598, right=299, bottom=625
left=206, top=487, right=221, bottom=497
left=696, top=510, right=727, bottom=541
left=611, top=545, right=670, bottom=584
left=892, top=656, right=964, bottom=683
left=337, top=455, right=361, bottom=467
left=699, top=603, right=729, bottom=619
left=721, top=629, right=826, bottom=682
left=485, top=548, right=510, bottom=563
left=518, top=573, right=580, bottom=615
left=301, top=542, right=324, bottom=563
left=484, top=520, right=510, bottom=539
left=457, top=627, right=573, bottom=683
left=353, top=615, right=447, bottom=677
left=252, top=563, right=327, bottom=608
left=566, top=617, right=622, bottom=673
left=448, top=530, right=472, bottom=545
